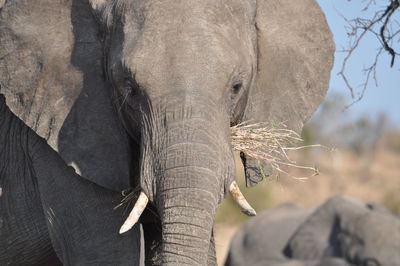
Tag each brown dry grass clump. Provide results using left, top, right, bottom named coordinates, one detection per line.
left=230, top=121, right=321, bottom=181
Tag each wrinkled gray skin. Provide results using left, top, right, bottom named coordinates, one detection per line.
left=0, top=94, right=140, bottom=266
left=225, top=196, right=400, bottom=266
left=287, top=196, right=400, bottom=266
left=0, top=0, right=334, bottom=264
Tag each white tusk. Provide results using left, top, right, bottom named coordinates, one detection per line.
left=119, top=192, right=149, bottom=234
left=229, top=181, right=256, bottom=216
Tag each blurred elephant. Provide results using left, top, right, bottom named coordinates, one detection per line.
left=0, top=0, right=333, bottom=264
left=225, top=196, right=400, bottom=266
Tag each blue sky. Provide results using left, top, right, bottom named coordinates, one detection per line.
left=315, top=0, right=400, bottom=126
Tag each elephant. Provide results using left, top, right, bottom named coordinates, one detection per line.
left=0, top=0, right=334, bottom=264
left=0, top=92, right=141, bottom=265
left=225, top=196, right=400, bottom=266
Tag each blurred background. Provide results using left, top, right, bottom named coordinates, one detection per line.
left=215, top=1, right=400, bottom=264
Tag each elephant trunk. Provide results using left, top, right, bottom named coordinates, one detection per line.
left=159, top=185, right=217, bottom=265
left=150, top=100, right=231, bottom=265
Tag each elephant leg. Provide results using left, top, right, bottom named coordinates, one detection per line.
left=0, top=170, right=61, bottom=266
left=30, top=135, right=141, bottom=266
left=1, top=95, right=141, bottom=266
left=0, top=95, right=60, bottom=266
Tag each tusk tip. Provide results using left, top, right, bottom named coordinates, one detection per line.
left=119, top=224, right=133, bottom=234
left=242, top=209, right=257, bottom=216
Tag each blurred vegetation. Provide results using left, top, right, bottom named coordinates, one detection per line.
left=383, top=187, right=400, bottom=215
left=384, top=131, right=400, bottom=153
left=302, top=93, right=389, bottom=153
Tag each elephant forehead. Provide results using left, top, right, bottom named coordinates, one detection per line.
left=123, top=2, right=252, bottom=61
left=122, top=29, right=253, bottom=100
left=142, top=0, right=251, bottom=26
left=127, top=38, right=235, bottom=86
left=124, top=13, right=254, bottom=93
left=139, top=0, right=255, bottom=49
left=93, top=0, right=255, bottom=30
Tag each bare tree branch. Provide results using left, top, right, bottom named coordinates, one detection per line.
left=339, top=0, right=399, bottom=107
left=380, top=0, right=400, bottom=66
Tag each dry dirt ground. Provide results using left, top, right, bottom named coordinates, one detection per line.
left=214, top=146, right=400, bottom=265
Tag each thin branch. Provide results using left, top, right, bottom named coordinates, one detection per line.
left=339, top=0, right=399, bottom=107
left=380, top=0, right=400, bottom=66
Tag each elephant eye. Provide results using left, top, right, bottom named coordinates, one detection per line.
left=232, top=82, right=243, bottom=94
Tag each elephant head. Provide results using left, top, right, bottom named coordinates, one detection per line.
left=0, top=0, right=333, bottom=264
left=88, top=0, right=334, bottom=264
left=286, top=196, right=400, bottom=266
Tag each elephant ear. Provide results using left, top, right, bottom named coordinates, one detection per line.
left=0, top=0, right=133, bottom=190
left=242, top=0, right=334, bottom=186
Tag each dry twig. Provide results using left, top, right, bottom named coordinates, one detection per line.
left=230, top=122, right=321, bottom=181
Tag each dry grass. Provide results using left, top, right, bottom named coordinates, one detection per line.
left=114, top=187, right=141, bottom=211
left=230, top=122, right=321, bottom=181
